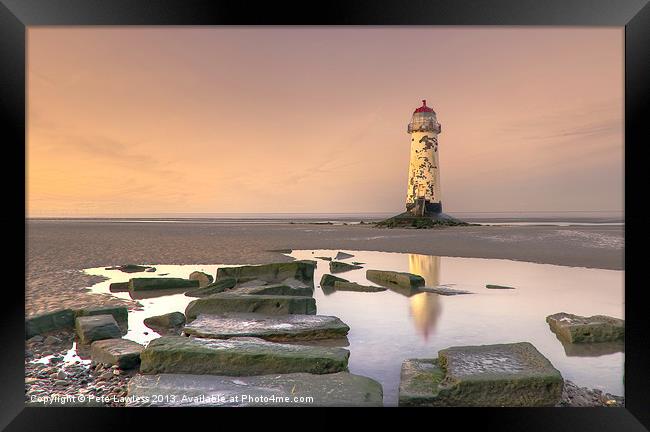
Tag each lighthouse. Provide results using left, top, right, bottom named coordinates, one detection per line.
left=405, top=99, right=442, bottom=217
left=377, top=100, right=464, bottom=227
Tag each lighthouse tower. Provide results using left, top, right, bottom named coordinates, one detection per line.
left=405, top=100, right=443, bottom=216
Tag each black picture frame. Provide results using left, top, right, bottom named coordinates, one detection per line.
left=3, top=0, right=648, bottom=430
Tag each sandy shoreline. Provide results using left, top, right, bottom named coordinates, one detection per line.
left=26, top=220, right=623, bottom=315
left=24, top=219, right=625, bottom=407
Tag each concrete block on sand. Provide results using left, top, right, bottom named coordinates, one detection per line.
left=139, top=336, right=349, bottom=376
left=74, top=306, right=128, bottom=330
left=183, top=313, right=349, bottom=341
left=26, top=309, right=75, bottom=339
left=91, top=338, right=144, bottom=369
left=127, top=372, right=382, bottom=407
left=399, top=342, right=563, bottom=407
left=75, top=315, right=122, bottom=345
left=185, top=293, right=316, bottom=321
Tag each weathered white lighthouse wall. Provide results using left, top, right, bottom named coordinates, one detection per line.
left=405, top=131, right=441, bottom=206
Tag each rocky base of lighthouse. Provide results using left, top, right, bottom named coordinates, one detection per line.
left=375, top=212, right=471, bottom=229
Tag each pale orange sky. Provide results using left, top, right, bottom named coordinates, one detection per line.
left=27, top=27, right=624, bottom=217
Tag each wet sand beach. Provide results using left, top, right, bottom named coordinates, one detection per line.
left=26, top=219, right=623, bottom=315
left=25, top=219, right=625, bottom=407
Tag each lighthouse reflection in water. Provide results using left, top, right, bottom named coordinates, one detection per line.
left=408, top=255, right=442, bottom=339
left=286, top=249, right=623, bottom=404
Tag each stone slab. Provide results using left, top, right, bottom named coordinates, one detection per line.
left=139, top=336, right=349, bottom=376
left=126, top=372, right=383, bottom=407
left=129, top=278, right=199, bottom=291
left=90, top=338, right=144, bottom=369
left=235, top=283, right=313, bottom=297
left=184, top=277, right=237, bottom=298
left=25, top=309, right=75, bottom=339
left=546, top=312, right=624, bottom=343
left=398, top=359, right=446, bottom=407
left=189, top=271, right=214, bottom=287
left=329, top=261, right=363, bottom=273
left=144, top=312, right=186, bottom=333
left=75, top=315, right=123, bottom=345
left=109, top=282, right=130, bottom=293
left=216, top=261, right=316, bottom=284
left=366, top=269, right=425, bottom=289
left=333, top=281, right=386, bottom=293
left=183, top=313, right=349, bottom=341
left=319, top=274, right=348, bottom=287
left=185, top=293, right=316, bottom=321
left=399, top=342, right=563, bottom=407
left=74, top=306, right=128, bottom=329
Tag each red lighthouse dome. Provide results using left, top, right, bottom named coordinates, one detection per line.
left=414, top=99, right=435, bottom=114
left=408, top=99, right=440, bottom=134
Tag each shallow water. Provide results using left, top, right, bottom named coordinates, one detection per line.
left=82, top=251, right=624, bottom=406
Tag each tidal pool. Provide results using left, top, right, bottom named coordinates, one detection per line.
left=83, top=250, right=624, bottom=406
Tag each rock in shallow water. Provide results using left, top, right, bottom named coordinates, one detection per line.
left=184, top=277, right=237, bottom=298
left=185, top=293, right=316, bottom=321
left=319, top=274, right=348, bottom=288
left=129, top=277, right=200, bottom=291
left=139, top=336, right=349, bottom=376
left=109, top=282, right=130, bottom=293
left=105, top=264, right=154, bottom=273
left=329, top=261, right=363, bottom=274
left=486, top=284, right=516, bottom=290
left=546, top=312, right=624, bottom=344
left=398, top=342, right=563, bottom=407
left=419, top=286, right=473, bottom=296
left=183, top=313, right=349, bottom=341
left=189, top=271, right=214, bottom=287
left=333, top=281, right=386, bottom=293
left=366, top=269, right=425, bottom=290
left=235, top=283, right=313, bottom=297
left=215, top=261, right=316, bottom=285
left=143, top=312, right=186, bottom=333
left=127, top=372, right=382, bottom=407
